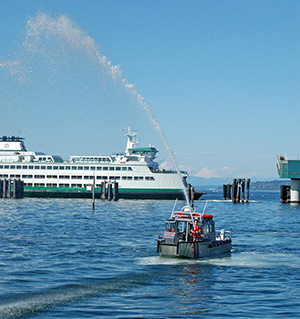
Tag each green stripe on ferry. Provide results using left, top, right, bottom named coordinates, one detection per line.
left=24, top=186, right=183, bottom=193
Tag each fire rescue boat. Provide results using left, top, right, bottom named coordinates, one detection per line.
left=156, top=203, right=232, bottom=259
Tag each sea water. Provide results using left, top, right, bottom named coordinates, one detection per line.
left=0, top=190, right=299, bottom=318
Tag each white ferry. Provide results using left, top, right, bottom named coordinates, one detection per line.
left=0, top=126, right=203, bottom=199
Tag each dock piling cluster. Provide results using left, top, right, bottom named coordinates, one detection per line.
left=0, top=178, right=24, bottom=199
left=100, top=181, right=119, bottom=201
left=223, top=179, right=250, bottom=203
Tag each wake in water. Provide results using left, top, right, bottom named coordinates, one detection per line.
left=0, top=273, right=150, bottom=319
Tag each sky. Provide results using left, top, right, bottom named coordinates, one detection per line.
left=0, top=0, right=299, bottom=182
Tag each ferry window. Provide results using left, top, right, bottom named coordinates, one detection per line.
left=128, top=167, right=133, bottom=171
left=97, top=167, right=102, bottom=171
left=10, top=165, right=16, bottom=169
left=84, top=176, right=93, bottom=180
left=103, top=167, right=108, bottom=171
left=0, top=165, right=3, bottom=169
left=71, top=176, right=82, bottom=179
left=17, top=165, right=21, bottom=169
left=72, top=166, right=77, bottom=170
left=166, top=223, right=175, bottom=232
left=71, top=184, right=82, bottom=188
left=84, top=167, right=89, bottom=170
left=59, top=166, right=64, bottom=170
left=4, top=165, right=9, bottom=169
left=145, top=176, right=155, bottom=181
left=66, top=166, right=70, bottom=170
left=34, top=166, right=40, bottom=169
left=122, top=167, right=127, bottom=171
left=53, top=166, right=58, bottom=170
left=116, top=167, right=121, bottom=171
left=90, top=167, right=95, bottom=170
left=134, top=176, right=143, bottom=181
left=29, top=166, right=33, bottom=169
left=23, top=165, right=28, bottom=169
left=41, top=166, right=46, bottom=169
left=78, top=166, right=83, bottom=170
left=127, top=176, right=132, bottom=180
left=47, top=166, right=52, bottom=170
left=34, top=175, right=45, bottom=179
left=109, top=167, right=114, bottom=171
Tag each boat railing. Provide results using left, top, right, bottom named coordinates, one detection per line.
left=215, top=229, right=231, bottom=241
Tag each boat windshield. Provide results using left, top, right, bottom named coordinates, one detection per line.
left=165, top=222, right=175, bottom=232
left=202, top=222, right=215, bottom=234
left=177, top=221, right=187, bottom=233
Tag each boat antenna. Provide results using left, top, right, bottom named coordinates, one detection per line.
left=201, top=201, right=208, bottom=215
left=171, top=198, right=178, bottom=218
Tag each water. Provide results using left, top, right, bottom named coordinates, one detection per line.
left=0, top=190, right=299, bottom=318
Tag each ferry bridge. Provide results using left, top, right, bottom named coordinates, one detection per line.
left=277, top=155, right=300, bottom=202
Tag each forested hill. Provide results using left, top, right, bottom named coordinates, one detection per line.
left=250, top=180, right=290, bottom=191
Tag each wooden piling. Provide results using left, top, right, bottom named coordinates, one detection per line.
left=101, top=181, right=106, bottom=200
left=107, top=183, right=112, bottom=201
left=241, top=179, right=245, bottom=202
left=232, top=179, right=237, bottom=202
left=113, top=181, right=119, bottom=201
left=246, top=179, right=250, bottom=202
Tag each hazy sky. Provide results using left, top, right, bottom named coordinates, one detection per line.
left=0, top=0, right=299, bottom=180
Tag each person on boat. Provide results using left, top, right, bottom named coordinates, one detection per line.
left=191, top=219, right=201, bottom=241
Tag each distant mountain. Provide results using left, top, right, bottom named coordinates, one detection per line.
left=187, top=176, right=233, bottom=187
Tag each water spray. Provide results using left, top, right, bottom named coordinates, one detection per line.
left=22, top=13, right=189, bottom=204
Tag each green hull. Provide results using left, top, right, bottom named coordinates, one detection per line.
left=23, top=186, right=195, bottom=200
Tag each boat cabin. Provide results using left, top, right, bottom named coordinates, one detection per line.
left=163, top=208, right=216, bottom=243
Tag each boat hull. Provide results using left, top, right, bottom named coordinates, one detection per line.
left=157, top=239, right=231, bottom=259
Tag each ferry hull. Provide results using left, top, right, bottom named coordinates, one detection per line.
left=23, top=188, right=192, bottom=200
left=158, top=240, right=232, bottom=259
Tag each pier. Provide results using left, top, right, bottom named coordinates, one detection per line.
left=277, top=155, right=300, bottom=203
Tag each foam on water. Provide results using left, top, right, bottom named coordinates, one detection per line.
left=138, top=250, right=300, bottom=269
left=0, top=274, right=150, bottom=319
